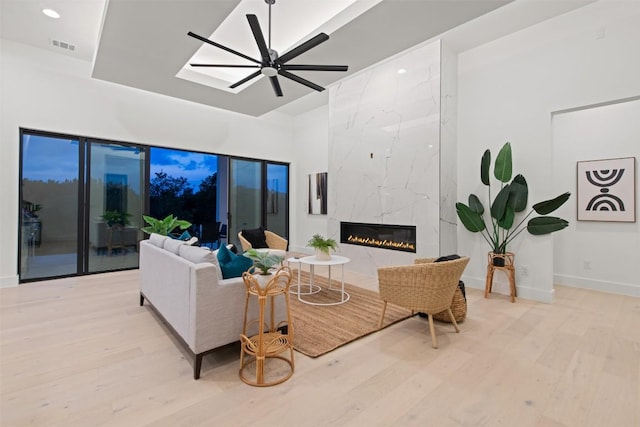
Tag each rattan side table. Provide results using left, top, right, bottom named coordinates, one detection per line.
left=239, top=266, right=295, bottom=386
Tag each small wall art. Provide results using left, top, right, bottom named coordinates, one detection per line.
left=577, top=156, right=636, bottom=222
left=308, top=172, right=328, bottom=215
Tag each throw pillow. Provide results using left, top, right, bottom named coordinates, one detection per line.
left=241, top=227, right=268, bottom=248
left=169, top=230, right=192, bottom=241
left=434, top=254, right=461, bottom=263
left=217, top=243, right=253, bottom=279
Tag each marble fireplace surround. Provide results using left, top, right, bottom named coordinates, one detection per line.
left=327, top=39, right=457, bottom=276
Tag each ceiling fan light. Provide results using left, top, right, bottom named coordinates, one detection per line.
left=261, top=67, right=278, bottom=77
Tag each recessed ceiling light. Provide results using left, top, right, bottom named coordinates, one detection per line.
left=397, top=68, right=407, bottom=74
left=42, top=8, right=60, bottom=19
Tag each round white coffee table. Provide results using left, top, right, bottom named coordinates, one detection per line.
left=287, top=256, right=322, bottom=296
left=296, top=255, right=351, bottom=306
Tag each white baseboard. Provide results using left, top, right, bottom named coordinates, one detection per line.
left=0, top=275, right=19, bottom=288
left=462, top=274, right=555, bottom=303
left=554, top=274, right=640, bottom=298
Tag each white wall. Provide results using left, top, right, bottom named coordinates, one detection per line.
left=457, top=1, right=640, bottom=301
left=552, top=98, right=640, bottom=296
left=291, top=105, right=330, bottom=253
left=0, top=40, right=295, bottom=286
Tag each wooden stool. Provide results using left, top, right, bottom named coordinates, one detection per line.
left=485, top=252, right=517, bottom=303
left=239, top=266, right=294, bottom=386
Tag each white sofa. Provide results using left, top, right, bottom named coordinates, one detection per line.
left=139, top=234, right=286, bottom=379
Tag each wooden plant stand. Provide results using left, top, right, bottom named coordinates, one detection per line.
left=485, top=252, right=517, bottom=303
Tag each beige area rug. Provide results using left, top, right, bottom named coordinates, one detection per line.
left=288, top=270, right=413, bottom=358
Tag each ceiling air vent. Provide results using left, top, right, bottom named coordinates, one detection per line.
left=50, top=39, right=76, bottom=52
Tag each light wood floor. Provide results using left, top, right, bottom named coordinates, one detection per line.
left=1, top=269, right=639, bottom=427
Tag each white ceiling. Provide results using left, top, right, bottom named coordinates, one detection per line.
left=0, top=0, right=595, bottom=117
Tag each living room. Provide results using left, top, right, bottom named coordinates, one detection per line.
left=1, top=0, right=639, bottom=425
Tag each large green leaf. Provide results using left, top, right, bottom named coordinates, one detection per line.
left=532, top=192, right=571, bottom=215
left=508, top=174, right=528, bottom=212
left=491, top=185, right=511, bottom=221
left=494, top=142, right=512, bottom=183
left=142, top=214, right=192, bottom=235
left=456, top=203, right=486, bottom=233
left=481, top=149, right=491, bottom=186
left=497, top=205, right=515, bottom=229
left=527, top=216, right=569, bottom=235
left=468, top=194, right=485, bottom=214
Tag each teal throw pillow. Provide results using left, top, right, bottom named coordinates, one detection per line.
left=217, top=243, right=253, bottom=279
left=169, top=230, right=192, bottom=241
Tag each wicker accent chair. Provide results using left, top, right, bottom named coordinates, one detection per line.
left=377, top=256, right=470, bottom=349
left=238, top=230, right=288, bottom=252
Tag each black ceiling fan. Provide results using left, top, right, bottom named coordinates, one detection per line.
left=187, top=0, right=348, bottom=97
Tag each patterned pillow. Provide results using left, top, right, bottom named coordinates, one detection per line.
left=217, top=243, right=253, bottom=279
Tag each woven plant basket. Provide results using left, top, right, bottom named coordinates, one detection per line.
left=433, top=286, right=466, bottom=323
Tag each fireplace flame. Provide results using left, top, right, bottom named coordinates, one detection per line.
left=347, top=235, right=415, bottom=251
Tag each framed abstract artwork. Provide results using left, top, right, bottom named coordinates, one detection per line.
left=308, top=172, right=328, bottom=215
left=576, top=157, right=636, bottom=222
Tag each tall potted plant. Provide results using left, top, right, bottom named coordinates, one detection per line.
left=456, top=142, right=570, bottom=266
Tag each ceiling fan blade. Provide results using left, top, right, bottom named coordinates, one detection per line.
left=246, top=14, right=270, bottom=64
left=281, top=64, right=348, bottom=72
left=270, top=76, right=283, bottom=97
left=278, top=70, right=325, bottom=92
left=229, top=70, right=262, bottom=89
left=190, top=64, right=260, bottom=68
left=188, top=31, right=261, bottom=65
left=277, top=33, right=329, bottom=64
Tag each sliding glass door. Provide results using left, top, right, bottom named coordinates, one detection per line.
left=19, top=129, right=287, bottom=281
left=228, top=159, right=263, bottom=248
left=87, top=142, right=145, bottom=273
left=20, top=133, right=81, bottom=280
left=227, top=159, right=289, bottom=249
left=265, top=163, right=288, bottom=238
left=20, top=130, right=146, bottom=281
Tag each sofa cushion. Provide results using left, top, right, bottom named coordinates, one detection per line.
left=164, top=238, right=186, bottom=254
left=149, top=233, right=168, bottom=248
left=179, top=244, right=216, bottom=264
left=217, top=243, right=253, bottom=279
left=178, top=245, right=222, bottom=281
left=241, top=227, right=268, bottom=248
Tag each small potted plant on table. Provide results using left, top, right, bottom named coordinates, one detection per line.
left=243, top=248, right=284, bottom=276
left=307, top=234, right=338, bottom=261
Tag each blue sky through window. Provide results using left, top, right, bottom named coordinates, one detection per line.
left=150, top=147, right=218, bottom=190
left=22, top=135, right=79, bottom=182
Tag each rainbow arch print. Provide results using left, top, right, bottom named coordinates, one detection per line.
left=577, top=157, right=636, bottom=222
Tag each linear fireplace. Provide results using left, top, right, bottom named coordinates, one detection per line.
left=340, top=222, right=416, bottom=253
